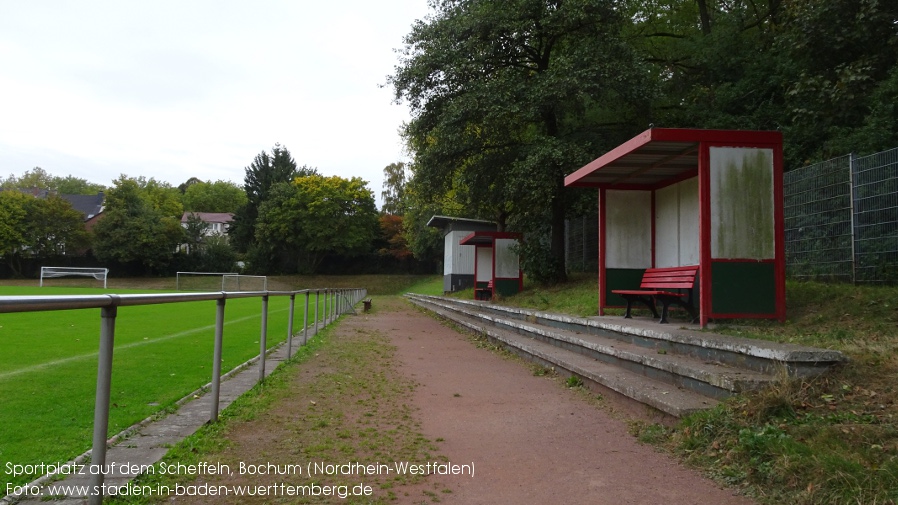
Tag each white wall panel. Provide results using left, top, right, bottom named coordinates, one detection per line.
left=495, top=239, right=520, bottom=278
left=678, top=177, right=700, bottom=265
left=476, top=247, right=493, bottom=282
left=444, top=231, right=475, bottom=275
left=605, top=190, right=652, bottom=268
left=654, top=184, right=679, bottom=268
left=710, top=147, right=775, bottom=259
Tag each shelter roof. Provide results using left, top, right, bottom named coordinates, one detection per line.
left=426, top=215, right=497, bottom=234
left=565, top=128, right=782, bottom=189
left=459, top=231, right=523, bottom=246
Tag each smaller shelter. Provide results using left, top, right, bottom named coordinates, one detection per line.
left=459, top=231, right=523, bottom=300
left=426, top=215, right=498, bottom=293
left=565, top=128, right=786, bottom=326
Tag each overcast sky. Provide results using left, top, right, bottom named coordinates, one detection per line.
left=0, top=0, right=431, bottom=208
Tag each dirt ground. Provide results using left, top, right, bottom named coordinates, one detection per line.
left=169, top=296, right=755, bottom=504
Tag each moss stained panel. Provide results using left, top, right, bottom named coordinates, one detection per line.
left=709, top=147, right=775, bottom=260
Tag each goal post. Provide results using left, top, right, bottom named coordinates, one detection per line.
left=40, top=267, right=109, bottom=288
left=176, top=272, right=268, bottom=292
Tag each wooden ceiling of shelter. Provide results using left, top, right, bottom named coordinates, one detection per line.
left=573, top=141, right=699, bottom=187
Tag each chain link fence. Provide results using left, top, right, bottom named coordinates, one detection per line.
left=565, top=147, right=898, bottom=283
left=785, top=148, right=898, bottom=284
left=565, top=214, right=599, bottom=272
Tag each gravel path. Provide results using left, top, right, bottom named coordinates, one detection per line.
left=348, top=297, right=754, bottom=505
left=166, top=296, right=754, bottom=504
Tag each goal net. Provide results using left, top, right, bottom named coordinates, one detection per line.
left=40, top=267, right=108, bottom=288
left=176, top=272, right=268, bottom=292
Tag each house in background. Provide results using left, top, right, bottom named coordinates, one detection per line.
left=58, top=192, right=105, bottom=231
left=181, top=212, right=234, bottom=237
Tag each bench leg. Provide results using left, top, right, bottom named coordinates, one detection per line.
left=622, top=295, right=659, bottom=319
left=658, top=300, right=672, bottom=324
left=657, top=298, right=698, bottom=324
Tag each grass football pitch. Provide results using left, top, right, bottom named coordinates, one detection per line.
left=0, top=285, right=324, bottom=489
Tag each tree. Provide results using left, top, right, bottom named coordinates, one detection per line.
left=377, top=214, right=413, bottom=261
left=0, top=191, right=30, bottom=271
left=390, top=0, right=653, bottom=283
left=23, top=195, right=90, bottom=258
left=253, top=175, right=379, bottom=274
left=1, top=167, right=105, bottom=194
left=380, top=162, right=409, bottom=215
left=182, top=180, right=247, bottom=213
left=53, top=175, right=106, bottom=195
left=229, top=144, right=316, bottom=253
left=92, top=177, right=184, bottom=274
left=623, top=0, right=898, bottom=167
left=0, top=167, right=54, bottom=191
left=182, top=212, right=208, bottom=255
left=0, top=191, right=90, bottom=275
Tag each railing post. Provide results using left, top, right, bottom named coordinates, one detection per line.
left=303, top=291, right=310, bottom=345
left=88, top=304, right=118, bottom=505
left=210, top=297, right=225, bottom=422
left=315, top=290, right=320, bottom=330
left=259, top=295, right=269, bottom=382
left=849, top=152, right=859, bottom=284
left=324, top=289, right=329, bottom=326
left=286, top=294, right=296, bottom=358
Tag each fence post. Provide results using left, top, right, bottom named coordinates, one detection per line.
left=259, top=295, right=269, bottom=382
left=849, top=152, right=859, bottom=284
left=286, top=294, right=296, bottom=358
left=210, top=298, right=225, bottom=422
left=315, top=290, right=320, bottom=331
left=303, top=291, right=310, bottom=345
left=88, top=304, right=118, bottom=505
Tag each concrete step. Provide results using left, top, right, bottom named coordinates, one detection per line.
left=409, top=294, right=845, bottom=376
left=417, top=295, right=774, bottom=399
left=408, top=296, right=718, bottom=418
left=406, top=294, right=847, bottom=419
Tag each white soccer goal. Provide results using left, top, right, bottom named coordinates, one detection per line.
left=176, top=272, right=268, bottom=292
left=40, top=267, right=109, bottom=288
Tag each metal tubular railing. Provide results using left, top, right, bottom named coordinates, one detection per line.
left=0, top=287, right=368, bottom=505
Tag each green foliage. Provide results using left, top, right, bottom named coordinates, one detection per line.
left=229, top=144, right=314, bottom=253
left=0, top=191, right=30, bottom=259
left=0, top=191, right=89, bottom=275
left=380, top=161, right=409, bottom=215
left=626, top=0, right=898, bottom=168
left=23, top=194, right=90, bottom=257
left=0, top=167, right=105, bottom=194
left=390, top=0, right=654, bottom=284
left=181, top=179, right=247, bottom=213
left=253, top=175, right=379, bottom=274
left=92, top=177, right=185, bottom=273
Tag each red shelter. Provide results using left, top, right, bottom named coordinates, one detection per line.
left=459, top=231, right=524, bottom=300
left=565, top=128, right=786, bottom=326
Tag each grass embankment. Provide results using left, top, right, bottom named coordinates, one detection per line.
left=492, top=275, right=898, bottom=505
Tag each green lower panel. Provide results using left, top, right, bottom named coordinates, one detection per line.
left=711, top=261, right=776, bottom=314
left=494, top=278, right=520, bottom=297
left=604, top=268, right=647, bottom=307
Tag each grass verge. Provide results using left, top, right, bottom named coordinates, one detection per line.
left=107, top=303, right=446, bottom=504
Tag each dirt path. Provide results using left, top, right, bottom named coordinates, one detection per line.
left=352, top=297, right=753, bottom=505
left=167, top=296, right=754, bottom=504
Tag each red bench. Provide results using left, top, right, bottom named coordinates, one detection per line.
left=475, top=280, right=494, bottom=301
left=611, top=266, right=698, bottom=324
